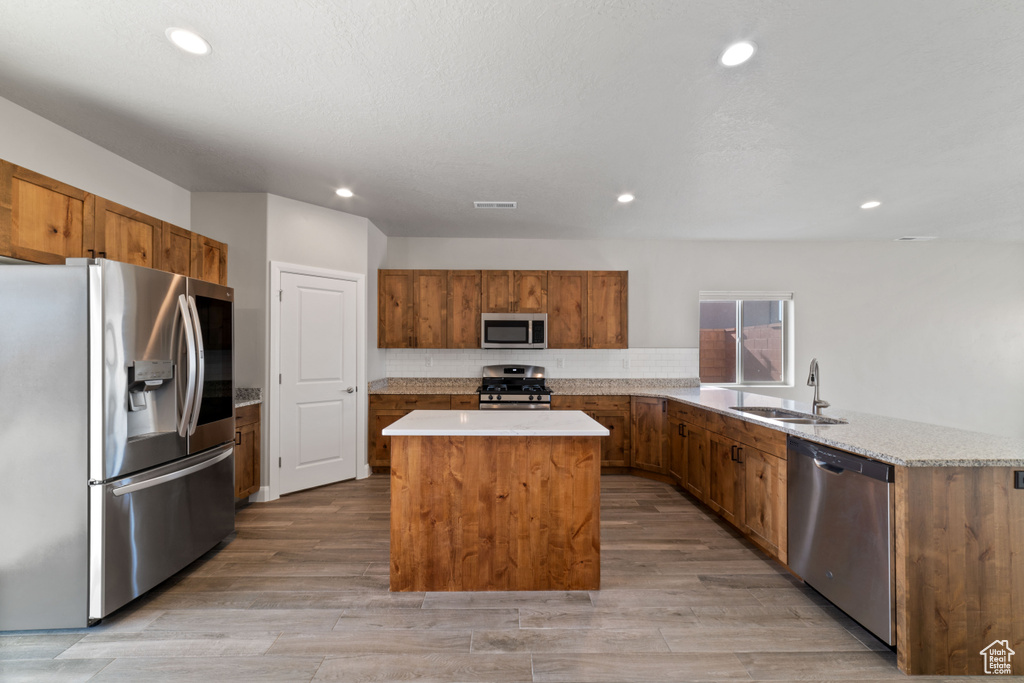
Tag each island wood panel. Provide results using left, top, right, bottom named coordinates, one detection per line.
left=0, top=161, right=94, bottom=264
left=895, top=465, right=1024, bottom=676
left=547, top=270, right=587, bottom=348
left=390, top=434, right=600, bottom=592
left=446, top=270, right=481, bottom=348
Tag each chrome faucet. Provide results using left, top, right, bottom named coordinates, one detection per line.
left=806, top=358, right=830, bottom=415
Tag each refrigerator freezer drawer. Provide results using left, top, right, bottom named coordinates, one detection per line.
left=90, top=446, right=235, bottom=620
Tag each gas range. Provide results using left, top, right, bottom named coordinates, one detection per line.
left=477, top=364, right=552, bottom=410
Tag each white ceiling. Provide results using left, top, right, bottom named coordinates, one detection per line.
left=1, top=1, right=1023, bottom=241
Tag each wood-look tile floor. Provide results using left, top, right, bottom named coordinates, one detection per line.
left=0, top=475, right=986, bottom=682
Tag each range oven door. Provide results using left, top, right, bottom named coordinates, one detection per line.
left=89, top=445, right=235, bottom=620
left=184, top=278, right=235, bottom=455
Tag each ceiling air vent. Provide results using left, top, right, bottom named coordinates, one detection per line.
left=894, top=236, right=937, bottom=242
left=474, top=201, right=517, bottom=209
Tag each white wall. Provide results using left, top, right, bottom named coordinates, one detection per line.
left=191, top=193, right=268, bottom=389
left=386, top=237, right=1024, bottom=439
left=0, top=96, right=191, bottom=228
left=366, top=221, right=388, bottom=382
left=267, top=195, right=369, bottom=274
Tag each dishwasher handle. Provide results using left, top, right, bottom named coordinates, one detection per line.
left=813, top=458, right=846, bottom=475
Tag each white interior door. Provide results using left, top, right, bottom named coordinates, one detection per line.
left=279, top=272, right=358, bottom=494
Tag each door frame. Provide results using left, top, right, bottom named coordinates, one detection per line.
left=264, top=261, right=368, bottom=502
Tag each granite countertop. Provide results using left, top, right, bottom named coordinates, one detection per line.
left=382, top=409, right=609, bottom=437
left=368, top=378, right=1024, bottom=468
left=234, top=387, right=263, bottom=408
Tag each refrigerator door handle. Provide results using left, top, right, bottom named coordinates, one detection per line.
left=110, top=446, right=233, bottom=497
left=187, top=295, right=205, bottom=436
left=177, top=294, right=197, bottom=437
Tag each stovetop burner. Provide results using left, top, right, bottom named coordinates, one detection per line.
left=477, top=364, right=552, bottom=409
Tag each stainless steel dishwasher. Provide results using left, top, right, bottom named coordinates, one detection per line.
left=787, top=436, right=896, bottom=646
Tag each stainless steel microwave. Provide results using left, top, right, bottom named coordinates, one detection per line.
left=481, top=313, right=547, bottom=349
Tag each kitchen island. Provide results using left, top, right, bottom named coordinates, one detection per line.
left=383, top=409, right=608, bottom=592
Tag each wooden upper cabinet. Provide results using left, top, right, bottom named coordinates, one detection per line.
left=0, top=161, right=94, bottom=264
left=482, top=270, right=513, bottom=312
left=482, top=270, right=547, bottom=313
left=513, top=271, right=547, bottom=313
left=447, top=270, right=481, bottom=348
left=161, top=222, right=193, bottom=277
left=414, top=270, right=448, bottom=348
left=378, top=270, right=416, bottom=348
left=548, top=271, right=588, bottom=348
left=588, top=271, right=628, bottom=348
left=94, top=197, right=162, bottom=270
left=192, top=234, right=228, bottom=285
left=631, top=396, right=667, bottom=474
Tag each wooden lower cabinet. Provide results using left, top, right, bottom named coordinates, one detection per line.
left=682, top=422, right=709, bottom=502
left=668, top=416, right=686, bottom=484
left=549, top=395, right=630, bottom=468
left=234, top=404, right=261, bottom=500
left=742, top=447, right=787, bottom=563
left=707, top=431, right=745, bottom=527
left=368, top=394, right=460, bottom=469
left=631, top=397, right=667, bottom=474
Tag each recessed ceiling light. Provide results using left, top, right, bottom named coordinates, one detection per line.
left=166, top=28, right=211, bottom=55
left=860, top=200, right=882, bottom=209
left=617, top=194, right=635, bottom=203
left=720, top=41, right=755, bottom=67
left=335, top=188, right=354, bottom=198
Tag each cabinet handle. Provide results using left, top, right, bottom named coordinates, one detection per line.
left=98, top=251, right=107, bottom=258
left=678, top=424, right=684, bottom=437
left=736, top=447, right=743, bottom=464
left=86, top=249, right=95, bottom=258
left=730, top=445, right=737, bottom=462
left=235, top=431, right=241, bottom=445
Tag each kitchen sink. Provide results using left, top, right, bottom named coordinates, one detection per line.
left=730, top=406, right=847, bottom=425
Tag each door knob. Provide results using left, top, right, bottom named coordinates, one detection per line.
left=346, top=387, right=355, bottom=393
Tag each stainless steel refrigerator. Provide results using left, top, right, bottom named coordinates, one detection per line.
left=0, top=259, right=236, bottom=630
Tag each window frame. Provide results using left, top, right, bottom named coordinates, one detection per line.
left=698, top=291, right=794, bottom=388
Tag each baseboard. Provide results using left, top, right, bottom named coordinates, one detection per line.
left=250, top=486, right=274, bottom=503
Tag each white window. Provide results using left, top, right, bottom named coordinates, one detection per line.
left=699, top=291, right=793, bottom=386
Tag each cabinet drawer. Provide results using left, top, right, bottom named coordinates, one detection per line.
left=369, top=394, right=451, bottom=410
left=450, top=394, right=479, bottom=410
left=235, top=403, right=260, bottom=427
left=580, top=395, right=629, bottom=411
left=667, top=400, right=707, bottom=427
left=551, top=395, right=584, bottom=410
left=706, top=411, right=787, bottom=459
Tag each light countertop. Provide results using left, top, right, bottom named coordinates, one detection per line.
left=370, top=378, right=1024, bottom=467
left=382, top=409, right=610, bottom=437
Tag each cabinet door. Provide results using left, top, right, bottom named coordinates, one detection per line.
left=630, top=396, right=667, bottom=474
left=368, top=409, right=408, bottom=469
left=547, top=270, right=588, bottom=348
left=192, top=234, right=228, bottom=285
left=161, top=222, right=193, bottom=276
left=94, top=197, right=162, bottom=269
left=447, top=270, right=481, bottom=348
left=684, top=422, right=709, bottom=502
left=378, top=270, right=416, bottom=348
left=234, top=420, right=260, bottom=499
left=414, top=270, right=448, bottom=348
left=482, top=270, right=513, bottom=312
left=743, top=448, right=787, bottom=562
left=707, top=432, right=744, bottom=527
left=513, top=270, right=547, bottom=313
left=591, top=410, right=630, bottom=467
left=668, top=416, right=686, bottom=485
left=588, top=271, right=628, bottom=349
left=0, top=161, right=94, bottom=264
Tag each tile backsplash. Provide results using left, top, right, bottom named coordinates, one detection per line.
left=384, top=348, right=699, bottom=379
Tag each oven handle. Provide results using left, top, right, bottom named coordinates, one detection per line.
left=111, top=447, right=232, bottom=497
left=187, top=295, right=205, bottom=436
left=177, top=294, right=197, bottom=437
